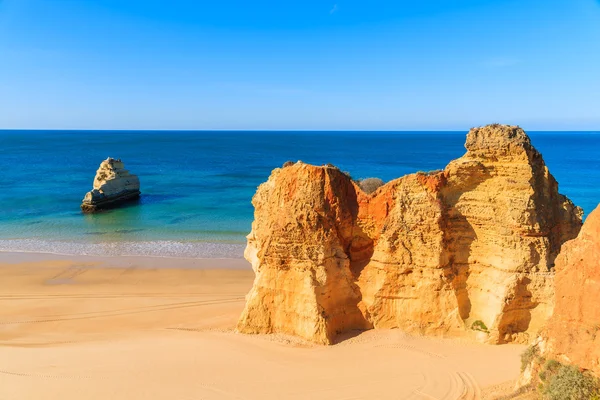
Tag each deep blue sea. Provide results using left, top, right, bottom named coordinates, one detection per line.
left=1, top=131, right=598, bottom=258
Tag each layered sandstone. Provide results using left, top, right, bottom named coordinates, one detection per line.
left=532, top=204, right=600, bottom=376
left=238, top=165, right=372, bottom=344
left=437, top=125, right=582, bottom=343
left=238, top=124, right=583, bottom=344
left=81, top=158, right=141, bottom=212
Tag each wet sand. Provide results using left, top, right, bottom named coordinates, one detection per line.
left=0, top=252, right=523, bottom=399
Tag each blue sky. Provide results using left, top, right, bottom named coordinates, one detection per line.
left=0, top=0, right=599, bottom=130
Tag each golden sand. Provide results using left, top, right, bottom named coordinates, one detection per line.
left=0, top=253, right=523, bottom=399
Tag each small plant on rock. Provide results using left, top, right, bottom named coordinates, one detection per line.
left=521, top=345, right=540, bottom=372
left=471, top=320, right=489, bottom=333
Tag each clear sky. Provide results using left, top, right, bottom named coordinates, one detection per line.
left=1, top=0, right=599, bottom=130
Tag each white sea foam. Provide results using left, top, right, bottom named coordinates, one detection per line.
left=0, top=239, right=245, bottom=259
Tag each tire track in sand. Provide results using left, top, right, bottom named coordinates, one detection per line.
left=0, top=369, right=92, bottom=380
left=0, top=297, right=244, bottom=325
left=377, top=341, right=481, bottom=400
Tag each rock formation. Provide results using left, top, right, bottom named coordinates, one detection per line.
left=526, top=204, right=600, bottom=379
left=81, top=158, right=141, bottom=212
left=237, top=124, right=583, bottom=345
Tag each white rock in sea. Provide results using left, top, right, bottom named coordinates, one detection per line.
left=81, top=158, right=140, bottom=212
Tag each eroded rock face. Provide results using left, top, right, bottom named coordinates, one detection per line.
left=238, top=124, right=583, bottom=344
left=440, top=124, right=582, bottom=344
left=538, top=204, right=600, bottom=375
left=238, top=165, right=373, bottom=344
left=81, top=158, right=140, bottom=212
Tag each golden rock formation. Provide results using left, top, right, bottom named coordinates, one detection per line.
left=538, top=204, right=600, bottom=376
left=81, top=158, right=141, bottom=212
left=238, top=124, right=583, bottom=344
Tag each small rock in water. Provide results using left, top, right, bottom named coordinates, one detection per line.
left=81, top=158, right=141, bottom=213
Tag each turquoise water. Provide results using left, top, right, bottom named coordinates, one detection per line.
left=1, top=131, right=598, bottom=258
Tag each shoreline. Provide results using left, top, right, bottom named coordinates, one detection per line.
left=0, top=250, right=251, bottom=270
left=0, top=238, right=246, bottom=260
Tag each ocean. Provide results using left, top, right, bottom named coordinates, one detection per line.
left=1, top=130, right=598, bottom=258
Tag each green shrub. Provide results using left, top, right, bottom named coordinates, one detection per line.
left=539, top=361, right=600, bottom=400
left=544, top=359, right=561, bottom=374
left=358, top=178, right=384, bottom=194
left=521, top=345, right=540, bottom=372
left=471, top=320, right=488, bottom=332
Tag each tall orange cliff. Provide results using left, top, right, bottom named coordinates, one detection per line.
left=535, top=204, right=600, bottom=376
left=237, top=124, right=583, bottom=345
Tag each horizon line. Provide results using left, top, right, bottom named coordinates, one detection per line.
left=1, top=128, right=600, bottom=133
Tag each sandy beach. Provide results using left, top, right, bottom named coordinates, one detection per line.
left=0, top=252, right=524, bottom=400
